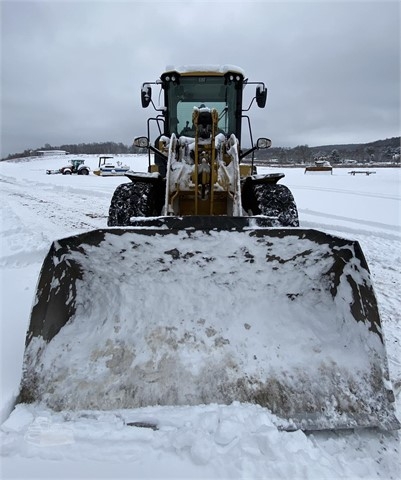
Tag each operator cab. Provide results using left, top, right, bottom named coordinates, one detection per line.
left=138, top=66, right=269, bottom=175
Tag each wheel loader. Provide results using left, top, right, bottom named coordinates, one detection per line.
left=17, top=66, right=399, bottom=432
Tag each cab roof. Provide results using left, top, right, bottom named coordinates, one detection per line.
left=163, top=64, right=245, bottom=77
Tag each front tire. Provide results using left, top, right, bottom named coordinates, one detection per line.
left=108, top=181, right=165, bottom=226
left=242, top=181, right=299, bottom=227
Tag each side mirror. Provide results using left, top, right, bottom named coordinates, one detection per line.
left=256, top=138, right=272, bottom=149
left=134, top=136, right=149, bottom=148
left=256, top=84, right=267, bottom=108
left=141, top=84, right=152, bottom=108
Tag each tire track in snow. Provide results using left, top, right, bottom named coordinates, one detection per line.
left=1, top=175, right=111, bottom=268
left=293, top=184, right=400, bottom=201
left=299, top=209, right=400, bottom=237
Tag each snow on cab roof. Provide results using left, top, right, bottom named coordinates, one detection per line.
left=164, top=64, right=245, bottom=76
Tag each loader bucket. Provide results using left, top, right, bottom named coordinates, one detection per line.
left=18, top=223, right=399, bottom=431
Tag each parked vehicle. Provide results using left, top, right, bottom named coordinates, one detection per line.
left=46, top=159, right=90, bottom=175
left=93, top=156, right=130, bottom=176
left=304, top=159, right=333, bottom=174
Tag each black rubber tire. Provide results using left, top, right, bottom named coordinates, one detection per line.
left=79, top=168, right=89, bottom=175
left=242, top=181, right=299, bottom=227
left=108, top=181, right=165, bottom=226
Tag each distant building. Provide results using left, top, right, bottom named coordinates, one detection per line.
left=36, top=150, right=68, bottom=156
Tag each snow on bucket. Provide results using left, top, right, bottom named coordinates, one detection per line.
left=18, top=227, right=399, bottom=431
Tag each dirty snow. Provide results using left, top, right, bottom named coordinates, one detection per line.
left=1, top=155, right=400, bottom=479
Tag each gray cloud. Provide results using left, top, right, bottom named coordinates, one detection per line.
left=1, top=0, right=400, bottom=157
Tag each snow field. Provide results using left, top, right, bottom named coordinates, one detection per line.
left=1, top=155, right=400, bottom=479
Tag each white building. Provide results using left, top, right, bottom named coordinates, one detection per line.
left=36, top=150, right=68, bottom=156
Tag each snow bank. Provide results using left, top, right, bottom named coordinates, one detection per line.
left=2, top=402, right=400, bottom=479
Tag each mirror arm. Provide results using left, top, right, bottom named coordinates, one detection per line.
left=150, top=98, right=165, bottom=113
left=148, top=145, right=168, bottom=161
left=239, top=145, right=257, bottom=160
left=242, top=96, right=256, bottom=113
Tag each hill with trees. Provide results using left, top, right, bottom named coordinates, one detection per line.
left=255, top=137, right=400, bottom=165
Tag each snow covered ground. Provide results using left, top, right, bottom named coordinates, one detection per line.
left=1, top=155, right=400, bottom=479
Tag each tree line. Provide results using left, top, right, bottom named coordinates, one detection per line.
left=2, top=137, right=400, bottom=163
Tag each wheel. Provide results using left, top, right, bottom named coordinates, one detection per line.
left=63, top=170, right=72, bottom=175
left=242, top=180, right=299, bottom=227
left=108, top=181, right=165, bottom=226
left=79, top=168, right=89, bottom=175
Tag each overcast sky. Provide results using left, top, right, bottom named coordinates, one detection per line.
left=1, top=0, right=400, bottom=157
